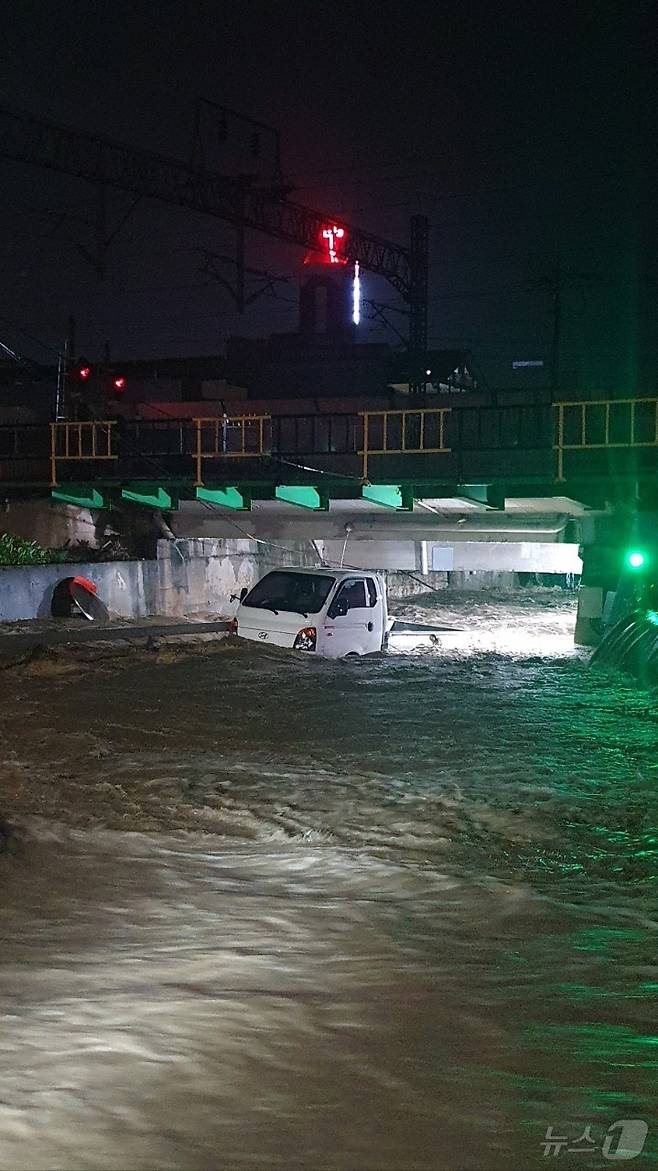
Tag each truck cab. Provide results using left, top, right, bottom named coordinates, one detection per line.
left=234, top=568, right=389, bottom=658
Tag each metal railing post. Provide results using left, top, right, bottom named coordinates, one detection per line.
left=556, top=403, right=565, bottom=481
left=50, top=423, right=57, bottom=486
left=192, top=413, right=270, bottom=483
left=361, top=412, right=370, bottom=481
left=194, top=418, right=203, bottom=486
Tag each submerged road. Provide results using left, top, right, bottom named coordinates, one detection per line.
left=0, top=617, right=231, bottom=660
left=0, top=590, right=656, bottom=1170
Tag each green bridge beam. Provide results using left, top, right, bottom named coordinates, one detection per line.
left=51, top=486, right=108, bottom=509
left=361, top=484, right=414, bottom=510
left=275, top=485, right=328, bottom=510
left=196, top=486, right=252, bottom=510
left=121, top=484, right=179, bottom=509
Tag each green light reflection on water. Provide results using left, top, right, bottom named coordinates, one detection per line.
left=522, top=1023, right=658, bottom=1064
left=544, top=982, right=649, bottom=1003
left=571, top=926, right=645, bottom=954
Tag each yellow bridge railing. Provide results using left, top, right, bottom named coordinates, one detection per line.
left=359, top=408, right=451, bottom=481
left=50, top=416, right=272, bottom=487
left=52, top=402, right=658, bottom=491
left=50, top=409, right=454, bottom=488
left=193, top=415, right=270, bottom=486
left=50, top=420, right=117, bottom=486
left=554, top=397, right=658, bottom=480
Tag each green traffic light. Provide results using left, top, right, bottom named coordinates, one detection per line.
left=626, top=550, right=646, bottom=570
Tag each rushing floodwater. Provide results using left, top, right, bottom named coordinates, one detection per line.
left=1, top=590, right=657, bottom=1170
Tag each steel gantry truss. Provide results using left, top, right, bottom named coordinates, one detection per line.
left=0, top=105, right=429, bottom=383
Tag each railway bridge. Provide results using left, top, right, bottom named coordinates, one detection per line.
left=2, top=392, right=657, bottom=644
left=1, top=394, right=656, bottom=510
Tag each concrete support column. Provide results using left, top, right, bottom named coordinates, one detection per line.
left=575, top=512, right=658, bottom=645
left=574, top=581, right=607, bottom=646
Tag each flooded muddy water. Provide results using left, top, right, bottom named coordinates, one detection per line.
left=1, top=590, right=657, bottom=1169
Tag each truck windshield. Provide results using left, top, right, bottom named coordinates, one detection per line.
left=242, top=571, right=335, bottom=616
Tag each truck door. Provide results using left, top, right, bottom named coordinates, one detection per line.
left=323, top=577, right=380, bottom=656
left=364, top=576, right=385, bottom=650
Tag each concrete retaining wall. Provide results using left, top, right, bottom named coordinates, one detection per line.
left=156, top=537, right=320, bottom=617
left=0, top=538, right=320, bottom=623
left=0, top=534, right=581, bottom=623
left=156, top=539, right=256, bottom=619
left=1, top=500, right=100, bottom=549
left=0, top=560, right=159, bottom=622
left=385, top=571, right=448, bottom=599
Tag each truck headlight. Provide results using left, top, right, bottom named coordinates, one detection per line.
left=293, top=626, right=317, bottom=651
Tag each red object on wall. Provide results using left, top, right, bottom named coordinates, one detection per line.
left=71, top=576, right=97, bottom=595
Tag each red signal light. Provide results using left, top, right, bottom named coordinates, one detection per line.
left=72, top=359, right=91, bottom=382
left=112, top=376, right=126, bottom=392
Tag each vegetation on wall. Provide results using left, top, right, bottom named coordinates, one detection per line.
left=0, top=532, right=130, bottom=566
left=0, top=533, right=65, bottom=566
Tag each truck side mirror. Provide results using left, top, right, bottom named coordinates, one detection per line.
left=240, top=587, right=248, bottom=601
left=329, top=596, right=348, bottom=618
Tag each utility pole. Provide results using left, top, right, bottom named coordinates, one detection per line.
left=235, top=196, right=246, bottom=314
left=55, top=314, right=76, bottom=421
left=545, top=260, right=603, bottom=397
left=95, top=184, right=107, bottom=280
left=550, top=258, right=562, bottom=395
left=409, top=214, right=429, bottom=398
left=55, top=350, right=66, bottom=421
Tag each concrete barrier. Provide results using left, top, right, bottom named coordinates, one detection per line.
left=0, top=538, right=319, bottom=623
left=0, top=560, right=159, bottom=622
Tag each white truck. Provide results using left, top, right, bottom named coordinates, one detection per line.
left=232, top=566, right=462, bottom=657
left=233, top=567, right=389, bottom=657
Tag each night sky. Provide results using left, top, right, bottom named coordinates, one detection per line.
left=1, top=1, right=656, bottom=390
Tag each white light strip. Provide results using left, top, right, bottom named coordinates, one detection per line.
left=352, top=261, right=361, bottom=325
